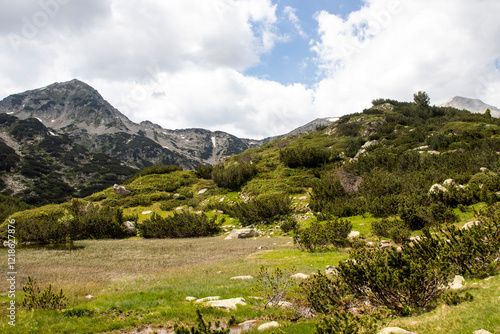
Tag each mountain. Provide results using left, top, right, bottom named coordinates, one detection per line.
left=0, top=79, right=262, bottom=170
left=440, top=96, right=500, bottom=117
left=0, top=113, right=136, bottom=205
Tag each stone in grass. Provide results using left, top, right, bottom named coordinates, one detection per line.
left=291, top=273, right=310, bottom=280
left=185, top=296, right=197, bottom=302
left=473, top=330, right=493, bottom=334
left=194, top=296, right=220, bottom=303
left=225, top=228, right=259, bottom=240
left=205, top=297, right=246, bottom=311
left=449, top=275, right=465, bottom=290
left=378, top=327, right=415, bottom=334
left=258, top=321, right=280, bottom=331
left=348, top=231, right=360, bottom=239
left=142, top=211, right=153, bottom=215
left=230, top=276, right=253, bottom=280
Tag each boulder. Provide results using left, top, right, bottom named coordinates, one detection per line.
left=429, top=183, right=448, bottom=194
left=230, top=276, right=253, bottom=280
left=122, top=221, right=136, bottom=234
left=480, top=167, right=490, bottom=173
left=113, top=184, right=131, bottom=195
left=205, top=297, right=246, bottom=310
left=462, top=221, right=481, bottom=230
left=142, top=211, right=153, bottom=215
left=258, top=321, right=280, bottom=331
left=225, top=228, right=259, bottom=240
left=194, top=296, right=220, bottom=303
left=378, top=327, right=415, bottom=334
left=198, top=188, right=208, bottom=195
left=348, top=231, right=360, bottom=239
left=326, top=265, right=338, bottom=276
left=473, top=330, right=492, bottom=334
left=449, top=275, right=465, bottom=289
left=185, top=296, right=197, bottom=302
left=443, top=179, right=455, bottom=187
left=291, top=273, right=310, bottom=280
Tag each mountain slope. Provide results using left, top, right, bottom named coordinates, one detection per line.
left=440, top=96, right=500, bottom=117
left=0, top=113, right=136, bottom=205
left=0, top=79, right=261, bottom=169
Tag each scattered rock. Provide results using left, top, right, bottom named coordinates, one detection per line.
left=291, top=273, right=310, bottom=280
left=185, top=296, right=197, bottom=302
left=298, top=196, right=307, bottom=201
left=122, top=221, right=136, bottom=234
left=225, top=229, right=259, bottom=240
left=480, top=167, right=490, bottom=173
left=113, top=184, right=131, bottom=195
left=473, top=330, right=492, bottom=334
left=462, top=221, right=481, bottom=230
left=258, top=321, right=280, bottom=331
left=443, top=179, right=455, bottom=187
left=198, top=188, right=208, bottom=195
left=377, top=327, right=415, bottom=334
left=141, top=211, right=153, bottom=215
left=230, top=276, right=253, bottom=280
left=85, top=294, right=93, bottom=299
left=348, top=231, right=360, bottom=239
left=205, top=297, right=246, bottom=311
left=449, top=275, right=465, bottom=289
left=194, top=296, right=220, bottom=303
left=429, top=183, right=448, bottom=194
left=258, top=246, right=267, bottom=250
left=326, top=265, right=338, bottom=275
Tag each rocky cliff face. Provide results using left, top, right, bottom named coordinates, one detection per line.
left=0, top=79, right=262, bottom=169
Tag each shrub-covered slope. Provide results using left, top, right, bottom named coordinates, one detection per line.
left=0, top=113, right=137, bottom=205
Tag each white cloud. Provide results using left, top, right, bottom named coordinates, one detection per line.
left=312, top=0, right=500, bottom=116
left=97, top=67, right=314, bottom=139
left=1, top=0, right=500, bottom=139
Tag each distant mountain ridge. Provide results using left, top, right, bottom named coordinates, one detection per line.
left=0, top=79, right=262, bottom=170
left=440, top=96, right=500, bottom=117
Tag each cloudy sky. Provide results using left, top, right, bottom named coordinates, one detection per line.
left=1, top=0, right=499, bottom=139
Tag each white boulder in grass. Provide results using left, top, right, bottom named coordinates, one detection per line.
left=205, top=297, right=246, bottom=310
left=258, top=321, right=280, bottom=331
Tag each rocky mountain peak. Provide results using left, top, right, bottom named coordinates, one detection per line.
left=440, top=96, right=500, bottom=117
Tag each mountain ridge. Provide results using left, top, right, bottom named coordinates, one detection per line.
left=0, top=79, right=262, bottom=169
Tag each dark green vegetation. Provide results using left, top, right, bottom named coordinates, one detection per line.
left=0, top=114, right=137, bottom=205
left=1, top=94, right=500, bottom=333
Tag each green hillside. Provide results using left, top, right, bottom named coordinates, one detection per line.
left=1, top=94, right=499, bottom=334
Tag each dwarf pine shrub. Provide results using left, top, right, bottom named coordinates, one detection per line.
left=138, top=211, right=221, bottom=238
left=294, top=218, right=352, bottom=252
left=22, top=276, right=67, bottom=310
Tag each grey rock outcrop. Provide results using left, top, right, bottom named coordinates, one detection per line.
left=113, top=184, right=131, bottom=195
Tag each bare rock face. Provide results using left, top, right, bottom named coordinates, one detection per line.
left=113, top=184, right=131, bottom=195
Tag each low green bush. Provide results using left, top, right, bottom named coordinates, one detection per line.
left=294, top=218, right=352, bottom=252
left=371, top=218, right=411, bottom=243
left=22, top=276, right=67, bottom=310
left=137, top=211, right=221, bottom=238
left=211, top=163, right=257, bottom=189
left=217, top=192, right=292, bottom=225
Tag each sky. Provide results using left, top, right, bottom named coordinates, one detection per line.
left=0, top=0, right=499, bottom=139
